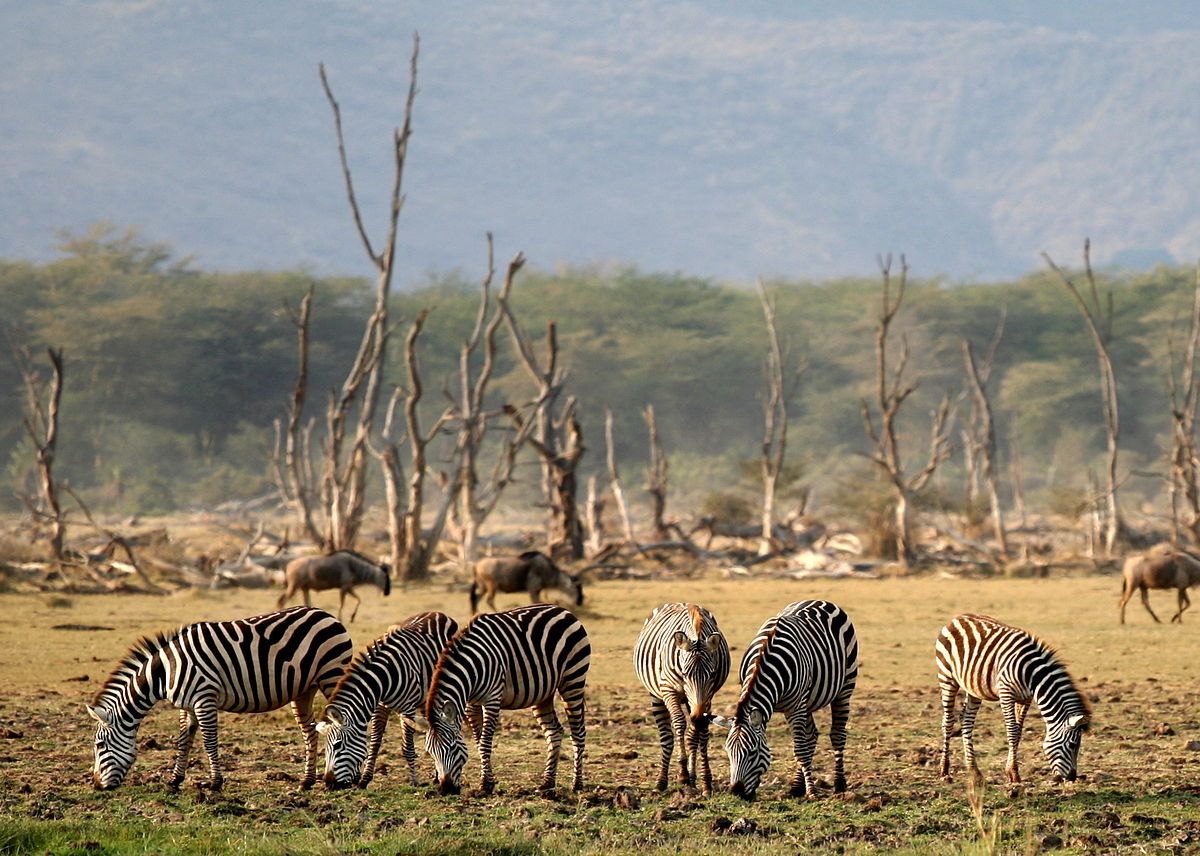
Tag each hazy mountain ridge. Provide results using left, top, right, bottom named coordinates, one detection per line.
left=3, top=1, right=1198, bottom=282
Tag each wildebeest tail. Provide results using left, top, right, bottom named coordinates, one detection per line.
left=469, top=580, right=480, bottom=612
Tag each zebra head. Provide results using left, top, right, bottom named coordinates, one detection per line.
left=713, top=707, right=771, bottom=799
left=1042, top=712, right=1089, bottom=782
left=672, top=630, right=724, bottom=720
left=415, top=700, right=469, bottom=795
left=316, top=709, right=368, bottom=790
left=86, top=704, right=137, bottom=790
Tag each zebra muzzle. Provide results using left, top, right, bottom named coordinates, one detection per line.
left=324, top=770, right=353, bottom=790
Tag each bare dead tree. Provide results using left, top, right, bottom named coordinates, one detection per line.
left=584, top=473, right=605, bottom=556
left=756, top=282, right=803, bottom=555
left=10, top=338, right=66, bottom=560
left=860, top=255, right=953, bottom=566
left=604, top=406, right=636, bottom=545
left=451, top=239, right=539, bottom=562
left=272, top=285, right=322, bottom=545
left=1167, top=261, right=1200, bottom=546
left=291, top=36, right=418, bottom=552
left=643, top=403, right=671, bottom=541
left=500, top=298, right=587, bottom=559
left=1042, top=240, right=1124, bottom=555
left=370, top=386, right=407, bottom=575
left=957, top=310, right=1005, bottom=517
left=962, top=336, right=1009, bottom=558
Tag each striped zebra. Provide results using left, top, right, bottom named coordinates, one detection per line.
left=714, top=600, right=859, bottom=800
left=936, top=613, right=1091, bottom=783
left=87, top=606, right=352, bottom=791
left=406, top=603, right=590, bottom=795
left=317, top=611, right=458, bottom=789
left=633, top=602, right=730, bottom=794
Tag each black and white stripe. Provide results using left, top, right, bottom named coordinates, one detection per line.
left=936, top=613, right=1090, bottom=783
left=87, top=606, right=352, bottom=791
left=634, top=602, right=730, bottom=793
left=317, top=611, right=458, bottom=789
left=412, top=603, right=590, bottom=795
left=716, top=600, right=859, bottom=800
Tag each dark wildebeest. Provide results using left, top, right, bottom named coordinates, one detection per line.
left=469, top=550, right=583, bottom=613
left=278, top=550, right=391, bottom=622
left=1118, top=546, right=1200, bottom=624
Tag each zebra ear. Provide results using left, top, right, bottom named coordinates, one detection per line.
left=1067, top=714, right=1090, bottom=731
left=315, top=720, right=331, bottom=735
left=704, top=633, right=724, bottom=653
left=673, top=631, right=691, bottom=651
left=440, top=700, right=456, bottom=722
left=85, top=704, right=111, bottom=727
left=748, top=708, right=767, bottom=729
left=710, top=714, right=735, bottom=731
left=324, top=710, right=343, bottom=727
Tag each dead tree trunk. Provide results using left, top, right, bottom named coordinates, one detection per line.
left=643, top=403, right=670, bottom=541
left=860, top=255, right=953, bottom=566
left=962, top=339, right=1009, bottom=559
left=755, top=283, right=802, bottom=556
left=273, top=286, right=323, bottom=545
left=1042, top=240, right=1124, bottom=556
left=12, top=341, right=66, bottom=560
left=1167, top=261, right=1200, bottom=547
left=604, top=406, right=636, bottom=545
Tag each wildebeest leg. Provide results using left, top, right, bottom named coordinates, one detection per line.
left=486, top=586, right=497, bottom=611
left=1172, top=587, right=1190, bottom=623
left=291, top=688, right=320, bottom=790
left=1140, top=586, right=1163, bottom=623
left=302, top=588, right=312, bottom=608
left=1117, top=580, right=1134, bottom=624
left=276, top=584, right=293, bottom=610
left=345, top=588, right=362, bottom=623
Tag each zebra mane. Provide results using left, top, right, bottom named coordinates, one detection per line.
left=687, top=604, right=706, bottom=638
left=734, top=621, right=781, bottom=715
left=91, top=628, right=180, bottom=707
left=425, top=618, right=478, bottom=719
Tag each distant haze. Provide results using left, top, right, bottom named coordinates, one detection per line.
left=4, top=0, right=1199, bottom=284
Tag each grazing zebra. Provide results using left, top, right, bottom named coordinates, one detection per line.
left=713, top=600, right=859, bottom=800
left=407, top=603, right=590, bottom=795
left=633, top=602, right=730, bottom=794
left=87, top=606, right=352, bottom=791
left=469, top=550, right=584, bottom=613
left=317, top=611, right=458, bottom=789
left=936, top=614, right=1091, bottom=783
left=277, top=549, right=391, bottom=622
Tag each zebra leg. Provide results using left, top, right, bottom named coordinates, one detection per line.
left=466, top=703, right=485, bottom=743
left=649, top=697, right=675, bottom=791
left=360, top=704, right=390, bottom=788
left=291, top=689, right=320, bottom=790
left=938, top=682, right=958, bottom=779
left=533, top=699, right=564, bottom=792
left=661, top=691, right=693, bottom=786
left=564, top=690, right=587, bottom=792
left=687, top=713, right=714, bottom=795
left=193, top=699, right=223, bottom=791
left=787, top=710, right=819, bottom=798
left=829, top=687, right=853, bottom=793
left=477, top=704, right=501, bottom=795
left=999, top=693, right=1023, bottom=783
left=399, top=719, right=420, bottom=786
left=169, top=709, right=198, bottom=789
left=960, top=695, right=983, bottom=779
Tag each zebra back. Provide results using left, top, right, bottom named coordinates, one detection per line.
left=634, top=602, right=730, bottom=716
left=327, top=611, right=459, bottom=725
left=427, top=603, right=591, bottom=718
left=936, top=614, right=1090, bottom=724
left=735, top=600, right=859, bottom=719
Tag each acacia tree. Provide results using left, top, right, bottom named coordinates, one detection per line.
left=1042, top=240, right=1124, bottom=555
left=860, top=255, right=952, bottom=566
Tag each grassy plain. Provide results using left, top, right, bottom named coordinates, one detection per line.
left=1, top=573, right=1198, bottom=854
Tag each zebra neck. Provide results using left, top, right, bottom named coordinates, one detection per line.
left=111, top=656, right=168, bottom=726
left=1025, top=657, right=1085, bottom=720
left=328, top=658, right=396, bottom=724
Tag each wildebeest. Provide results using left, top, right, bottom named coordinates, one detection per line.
left=1118, top=546, right=1200, bottom=624
left=469, top=550, right=583, bottom=613
left=277, top=550, right=391, bottom=622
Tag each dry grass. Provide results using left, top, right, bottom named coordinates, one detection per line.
left=1, top=572, right=1199, bottom=854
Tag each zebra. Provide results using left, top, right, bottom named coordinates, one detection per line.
left=316, top=611, right=458, bottom=789
left=936, top=613, right=1091, bottom=784
left=87, top=606, right=352, bottom=791
left=713, top=600, right=859, bottom=800
left=633, top=602, right=730, bottom=794
left=405, top=603, right=590, bottom=796
left=277, top=549, right=391, bottom=623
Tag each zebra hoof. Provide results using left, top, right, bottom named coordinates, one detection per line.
left=300, top=777, right=315, bottom=791
left=480, top=780, right=495, bottom=796
left=787, top=784, right=808, bottom=799
left=833, top=777, right=847, bottom=794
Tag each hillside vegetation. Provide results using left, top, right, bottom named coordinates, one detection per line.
left=2, top=225, right=1195, bottom=532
